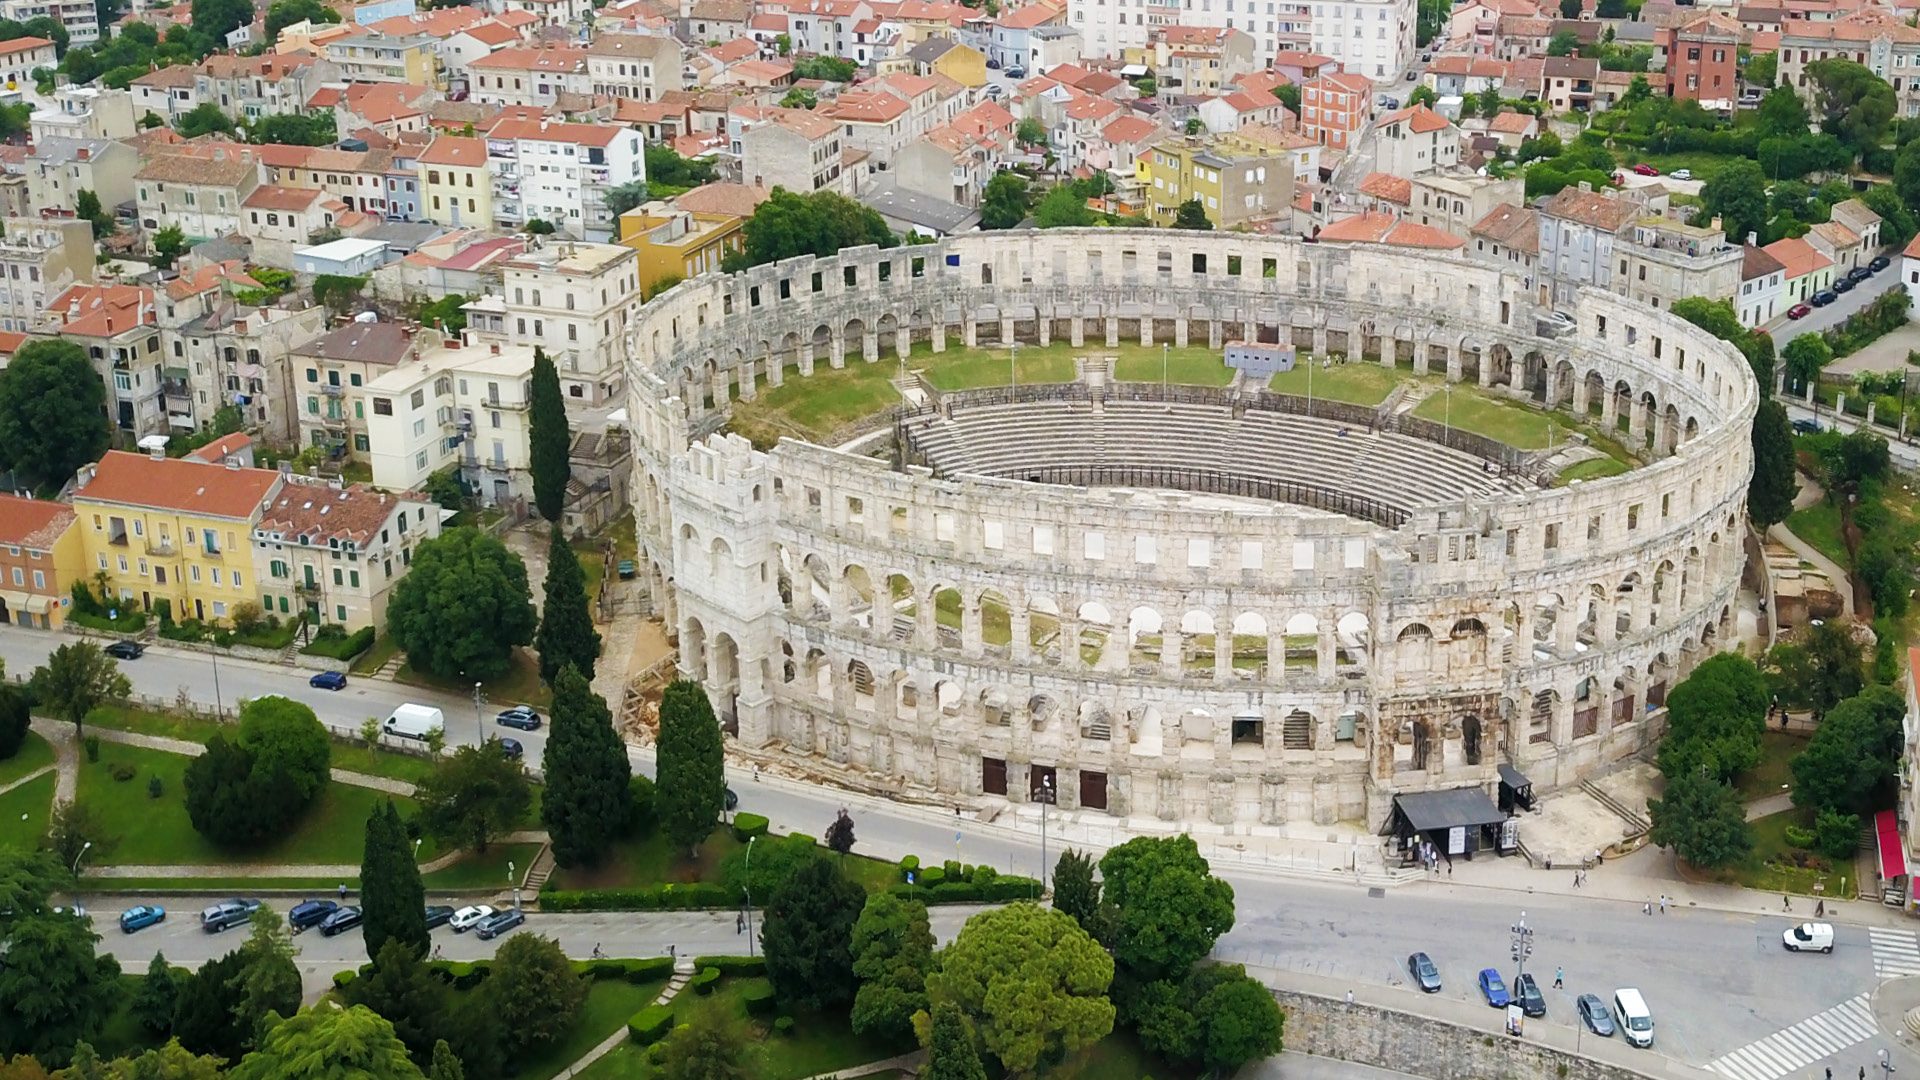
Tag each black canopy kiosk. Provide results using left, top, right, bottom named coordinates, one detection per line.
left=1497, top=764, right=1535, bottom=813
left=1387, top=787, right=1512, bottom=863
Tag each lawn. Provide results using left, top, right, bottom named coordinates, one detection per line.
left=576, top=543, right=607, bottom=603
left=396, top=647, right=550, bottom=710
left=1050, top=1029, right=1200, bottom=1080
left=1724, top=807, right=1858, bottom=900
left=1410, top=387, right=1562, bottom=449
left=0, top=731, right=55, bottom=787
left=1785, top=501, right=1849, bottom=569
left=575, top=976, right=910, bottom=1080
left=546, top=823, right=898, bottom=896
left=514, top=976, right=670, bottom=1080
left=350, top=633, right=402, bottom=675
left=62, top=742, right=441, bottom=868
left=1555, top=457, right=1629, bottom=485
left=1267, top=361, right=1404, bottom=406
left=82, top=704, right=436, bottom=786
left=919, top=342, right=1079, bottom=391
left=1626, top=152, right=1742, bottom=183
left=0, top=773, right=55, bottom=850
left=422, top=841, right=545, bottom=891
left=1735, top=731, right=1806, bottom=802
left=1111, top=344, right=1235, bottom=386
left=727, top=362, right=900, bottom=449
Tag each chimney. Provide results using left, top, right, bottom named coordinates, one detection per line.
left=491, top=342, right=501, bottom=354
left=77, top=147, right=89, bottom=162
left=1577, top=181, right=1591, bottom=193
left=75, top=463, right=95, bottom=489
left=149, top=443, right=166, bottom=460
left=1747, top=231, right=1758, bottom=246
left=1710, top=215, right=1722, bottom=234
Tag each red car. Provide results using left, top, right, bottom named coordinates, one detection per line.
left=1631, top=163, right=1660, bottom=176
left=1787, top=303, right=1812, bottom=320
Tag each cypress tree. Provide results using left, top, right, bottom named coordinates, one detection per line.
left=539, top=665, right=631, bottom=867
left=528, top=346, right=571, bottom=522
left=923, top=1002, right=987, bottom=1080
left=535, top=524, right=601, bottom=684
left=360, top=799, right=428, bottom=963
left=429, top=1039, right=465, bottom=1080
left=1748, top=399, right=1799, bottom=529
left=656, top=679, right=725, bottom=857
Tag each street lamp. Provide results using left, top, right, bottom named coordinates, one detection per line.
left=71, top=840, right=92, bottom=876
left=210, top=648, right=224, bottom=716
left=1510, top=909, right=1534, bottom=985
left=472, top=681, right=486, bottom=744
left=743, top=835, right=758, bottom=957
left=1036, top=772, right=1056, bottom=895
left=1881, top=1048, right=1898, bottom=1080
left=509, top=860, right=521, bottom=910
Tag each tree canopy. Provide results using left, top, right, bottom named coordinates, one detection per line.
left=528, top=347, right=569, bottom=524
left=228, top=1005, right=425, bottom=1080
left=1699, top=159, right=1768, bottom=243
left=722, top=189, right=895, bottom=272
left=385, top=528, right=536, bottom=682
left=29, top=643, right=129, bottom=738
left=539, top=665, right=631, bottom=868
left=534, top=526, right=599, bottom=685
left=485, top=934, right=585, bottom=1061
left=1792, top=684, right=1905, bottom=816
left=360, top=799, right=428, bottom=963
left=849, top=893, right=933, bottom=1040
left=183, top=696, right=331, bottom=847
left=924, top=902, right=1115, bottom=1075
left=1098, top=834, right=1235, bottom=982
left=1172, top=199, right=1213, bottom=230
left=763, top=856, right=866, bottom=1012
left=0, top=905, right=121, bottom=1063
left=655, top=679, right=725, bottom=856
left=1655, top=652, right=1769, bottom=783
left=1805, top=59, right=1896, bottom=157
left=0, top=339, right=109, bottom=492
left=980, top=173, right=1030, bottom=230
left=1747, top=399, right=1799, bottom=528
left=414, top=740, right=532, bottom=855
left=1647, top=769, right=1752, bottom=869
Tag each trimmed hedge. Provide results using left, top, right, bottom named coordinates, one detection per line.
left=694, top=955, right=766, bottom=976
left=332, top=970, right=358, bottom=991
left=888, top=877, right=1042, bottom=904
left=429, top=960, right=492, bottom=990
left=918, top=867, right=945, bottom=887
left=731, top=812, right=769, bottom=841
left=690, top=967, right=720, bottom=995
left=573, top=956, right=677, bottom=983
left=628, top=1005, right=675, bottom=1045
left=741, top=978, right=777, bottom=1015
left=898, top=855, right=919, bottom=881
left=301, top=625, right=375, bottom=659
left=773, top=1016, right=795, bottom=1035
left=541, top=883, right=733, bottom=911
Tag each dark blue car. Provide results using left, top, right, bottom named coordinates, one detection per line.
left=1478, top=968, right=1511, bottom=1008
left=309, top=671, right=347, bottom=690
left=288, top=899, right=338, bottom=931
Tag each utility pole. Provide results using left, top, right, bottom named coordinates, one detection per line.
left=1510, top=909, right=1534, bottom=985
left=743, top=835, right=758, bottom=957
left=472, top=681, right=486, bottom=744
left=1037, top=772, right=1056, bottom=896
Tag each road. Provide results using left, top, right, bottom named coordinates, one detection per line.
left=1764, top=268, right=1899, bottom=339
left=8, top=628, right=1907, bottom=1079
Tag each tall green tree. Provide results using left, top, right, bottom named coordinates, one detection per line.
left=922, top=1002, right=987, bottom=1080
left=655, top=679, right=725, bottom=857
left=1098, top=834, right=1235, bottom=982
left=849, top=893, right=933, bottom=1039
left=1805, top=58, right=1896, bottom=157
left=1172, top=199, right=1213, bottom=230
left=231, top=907, right=302, bottom=1042
left=538, top=665, right=630, bottom=868
left=1792, top=684, right=1905, bottom=815
left=1782, top=333, right=1833, bottom=392
left=535, top=526, right=600, bottom=684
left=481, top=935, right=585, bottom=1062
left=1764, top=620, right=1866, bottom=715
left=0, top=911, right=121, bottom=1064
left=385, top=528, right=536, bottom=682
left=926, top=903, right=1115, bottom=1075
left=980, top=173, right=1030, bottom=230
left=1051, top=848, right=1100, bottom=933
left=174, top=102, right=233, bottom=138
left=0, top=339, right=108, bottom=492
left=28, top=643, right=129, bottom=738
left=1699, top=159, right=1769, bottom=243
left=1032, top=186, right=1094, bottom=228
left=762, top=856, right=866, bottom=1012
left=528, top=346, right=570, bottom=523
left=169, top=953, right=248, bottom=1060
left=264, top=0, right=338, bottom=38
left=360, top=799, right=428, bottom=963
left=72, top=190, right=110, bottom=239
left=1756, top=84, right=1810, bottom=138
left=414, top=740, right=532, bottom=855
left=1647, top=769, right=1751, bottom=869
left=227, top=1005, right=425, bottom=1080
left=658, top=1012, right=747, bottom=1080
left=721, top=189, right=895, bottom=272
left=130, top=952, right=181, bottom=1038
left=0, top=684, right=26, bottom=763
left=151, top=225, right=187, bottom=270
left=189, top=0, right=252, bottom=41
left=1655, top=652, right=1769, bottom=783
left=1748, top=399, right=1799, bottom=528
left=428, top=1040, right=464, bottom=1080
left=1128, top=963, right=1285, bottom=1073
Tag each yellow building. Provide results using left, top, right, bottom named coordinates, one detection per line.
left=0, top=494, right=83, bottom=630
left=72, top=451, right=284, bottom=626
left=418, top=135, right=492, bottom=230
left=1143, top=136, right=1295, bottom=229
left=618, top=200, right=745, bottom=297
left=910, top=39, right=987, bottom=89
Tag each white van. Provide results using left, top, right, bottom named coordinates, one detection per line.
left=1783, top=922, right=1835, bottom=953
left=1613, top=988, right=1653, bottom=1047
left=383, top=703, right=445, bottom=741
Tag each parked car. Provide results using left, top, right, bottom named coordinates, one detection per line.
left=1406, top=952, right=1441, bottom=993
left=1578, top=994, right=1616, bottom=1036
left=1783, top=922, right=1835, bottom=953
left=1870, top=255, right=1891, bottom=272
left=1379, top=97, right=1399, bottom=110
left=496, top=705, right=542, bottom=731
left=475, top=908, right=525, bottom=940
left=497, top=737, right=524, bottom=760
left=1834, top=275, right=1856, bottom=293
left=1791, top=418, right=1821, bottom=435
left=318, top=906, right=363, bottom=937
left=1847, top=265, right=1873, bottom=283
left=450, top=905, right=495, bottom=933
left=1787, top=303, right=1812, bottom=320
left=1005, top=66, right=1026, bottom=79
left=1420, top=51, right=1432, bottom=62
left=724, top=787, right=740, bottom=811
left=1478, top=968, right=1511, bottom=1008
left=104, top=641, right=145, bottom=660
left=1812, top=290, right=1838, bottom=306
left=1514, top=972, right=1547, bottom=1017
left=287, top=899, right=338, bottom=931
left=985, top=57, right=1000, bottom=69
left=119, top=905, right=166, bottom=934
left=424, top=905, right=455, bottom=930
left=1668, top=168, right=1693, bottom=180
left=201, top=898, right=262, bottom=933
left=1404, top=69, right=1416, bottom=80
left=1613, top=988, right=1654, bottom=1047
left=1631, top=163, right=1660, bottom=176
left=308, top=670, right=347, bottom=690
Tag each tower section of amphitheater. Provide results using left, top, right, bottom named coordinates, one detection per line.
left=625, top=230, right=1756, bottom=831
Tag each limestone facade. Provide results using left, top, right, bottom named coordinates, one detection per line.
left=623, top=232, right=1756, bottom=830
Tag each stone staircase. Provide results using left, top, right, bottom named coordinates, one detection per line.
left=520, top=843, right=555, bottom=902
left=1580, top=779, right=1651, bottom=835
left=372, top=649, right=404, bottom=680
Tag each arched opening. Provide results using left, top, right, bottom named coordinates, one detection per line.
left=1181, top=609, right=1216, bottom=676
left=1077, top=600, right=1113, bottom=668
left=1460, top=715, right=1482, bottom=765
left=1528, top=689, right=1557, bottom=744
left=843, top=563, right=875, bottom=631
left=1129, top=606, right=1165, bottom=667
left=1336, top=611, right=1370, bottom=671
left=931, top=585, right=963, bottom=648
left=979, top=686, right=1010, bottom=726
left=847, top=659, right=876, bottom=712
left=978, top=588, right=1013, bottom=650
left=682, top=616, right=708, bottom=682
left=884, top=573, right=914, bottom=639
left=805, top=647, right=831, bottom=701
left=1232, top=611, right=1269, bottom=677
left=1396, top=622, right=1434, bottom=672
left=1284, top=612, right=1320, bottom=673
left=1076, top=699, right=1111, bottom=740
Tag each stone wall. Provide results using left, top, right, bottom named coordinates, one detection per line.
left=1275, top=987, right=1663, bottom=1080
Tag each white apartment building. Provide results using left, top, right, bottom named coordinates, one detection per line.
left=30, top=85, right=135, bottom=142
left=586, top=33, right=685, bottom=101
left=253, top=478, right=441, bottom=630
left=1739, top=245, right=1787, bottom=330
left=0, top=0, right=97, bottom=44
left=485, top=118, right=645, bottom=241
left=1067, top=0, right=1415, bottom=80
left=357, top=339, right=538, bottom=506
left=491, top=241, right=640, bottom=405
left=0, top=217, right=92, bottom=335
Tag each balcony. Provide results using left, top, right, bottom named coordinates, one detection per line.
left=322, top=384, right=345, bottom=397
left=144, top=536, right=175, bottom=556
left=485, top=394, right=525, bottom=410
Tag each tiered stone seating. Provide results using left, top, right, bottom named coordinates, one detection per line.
left=906, top=398, right=1535, bottom=511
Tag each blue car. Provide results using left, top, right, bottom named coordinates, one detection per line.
left=309, top=671, right=347, bottom=690
left=1478, top=968, right=1511, bottom=1008
left=475, top=908, right=525, bottom=940
left=287, top=899, right=338, bottom=931
left=119, top=905, right=166, bottom=933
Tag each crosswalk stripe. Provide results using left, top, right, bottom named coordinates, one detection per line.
left=1710, top=994, right=1875, bottom=1080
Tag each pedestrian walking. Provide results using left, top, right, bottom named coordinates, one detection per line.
left=1826, top=1067, right=1832, bottom=1080
left=338, top=883, right=348, bottom=902
left=1644, top=899, right=1652, bottom=916
left=669, top=944, right=676, bottom=958
left=1784, top=894, right=1792, bottom=912
left=1554, top=966, right=1563, bottom=989
left=736, top=913, right=745, bottom=934
left=1346, top=990, right=1355, bottom=1008
left=1659, top=895, right=1668, bottom=914
left=1817, top=899, right=1826, bottom=918
left=1573, top=871, right=1581, bottom=888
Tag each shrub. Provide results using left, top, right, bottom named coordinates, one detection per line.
left=646, top=1042, right=669, bottom=1066
left=109, top=762, right=135, bottom=782
left=888, top=876, right=1043, bottom=904
left=943, top=859, right=962, bottom=880
left=147, top=775, right=163, bottom=799
left=973, top=864, right=997, bottom=885
left=332, top=970, right=357, bottom=990
left=731, top=812, right=769, bottom=842
left=300, top=625, right=375, bottom=660
left=773, top=1016, right=795, bottom=1036
left=741, top=978, right=777, bottom=1015
left=627, top=1005, right=674, bottom=1045
left=1815, top=808, right=1860, bottom=860
left=83, top=736, right=99, bottom=763
left=898, top=855, right=919, bottom=881
left=538, top=883, right=735, bottom=912
left=429, top=960, right=492, bottom=990
left=1784, top=824, right=1817, bottom=849
left=691, top=967, right=720, bottom=995
left=623, top=957, right=677, bottom=983
left=918, top=867, right=945, bottom=887
left=694, top=955, right=766, bottom=976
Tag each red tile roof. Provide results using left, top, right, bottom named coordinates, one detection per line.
left=78, top=451, right=281, bottom=520
left=0, top=493, right=74, bottom=550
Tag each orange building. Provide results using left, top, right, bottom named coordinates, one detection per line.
left=0, top=494, right=82, bottom=629
left=1300, top=71, right=1372, bottom=151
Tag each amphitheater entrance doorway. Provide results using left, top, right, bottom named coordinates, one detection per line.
left=1080, top=770, right=1108, bottom=810
left=1384, top=787, right=1510, bottom=863
left=982, top=756, right=1008, bottom=796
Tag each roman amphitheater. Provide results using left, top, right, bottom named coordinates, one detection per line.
left=624, top=230, right=1755, bottom=837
